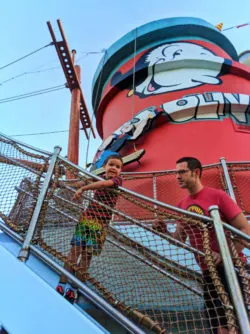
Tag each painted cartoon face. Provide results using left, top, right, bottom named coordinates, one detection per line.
left=134, top=42, right=224, bottom=96
left=93, top=107, right=159, bottom=169
left=112, top=107, right=157, bottom=137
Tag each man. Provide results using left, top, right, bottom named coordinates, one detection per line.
left=154, top=157, right=250, bottom=334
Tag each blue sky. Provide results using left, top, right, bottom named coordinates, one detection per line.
left=1, top=0, right=250, bottom=167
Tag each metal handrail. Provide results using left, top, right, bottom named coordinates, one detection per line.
left=58, top=155, right=214, bottom=223
left=209, top=206, right=250, bottom=333
left=0, top=220, right=146, bottom=334
left=121, top=162, right=222, bottom=175
left=0, top=132, right=52, bottom=156
left=18, top=146, right=61, bottom=262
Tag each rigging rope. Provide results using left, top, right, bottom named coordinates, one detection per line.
left=10, top=130, right=69, bottom=137
left=0, top=42, right=53, bottom=71
left=0, top=66, right=60, bottom=87
left=223, top=22, right=250, bottom=31
left=0, top=84, right=66, bottom=104
left=85, top=49, right=107, bottom=168
left=132, top=28, right=138, bottom=153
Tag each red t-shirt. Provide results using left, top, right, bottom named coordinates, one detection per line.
left=178, top=187, right=244, bottom=270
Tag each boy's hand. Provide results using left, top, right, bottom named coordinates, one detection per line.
left=73, top=189, right=83, bottom=201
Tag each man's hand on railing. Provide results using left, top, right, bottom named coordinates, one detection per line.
left=211, top=251, right=222, bottom=266
left=152, top=220, right=167, bottom=234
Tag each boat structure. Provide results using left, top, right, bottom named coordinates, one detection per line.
left=0, top=17, right=249, bottom=334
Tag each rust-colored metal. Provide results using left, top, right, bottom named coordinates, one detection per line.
left=66, top=64, right=80, bottom=178
left=47, top=20, right=95, bottom=139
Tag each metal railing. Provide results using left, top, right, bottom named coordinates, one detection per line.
left=0, top=132, right=249, bottom=333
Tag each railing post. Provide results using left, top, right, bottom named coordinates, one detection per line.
left=18, top=146, right=61, bottom=262
left=220, top=157, right=237, bottom=202
left=209, top=205, right=250, bottom=333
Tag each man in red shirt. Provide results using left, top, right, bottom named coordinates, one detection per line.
left=154, top=157, right=250, bottom=334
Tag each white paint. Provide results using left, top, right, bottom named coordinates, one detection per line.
left=162, top=92, right=250, bottom=124
left=162, top=95, right=197, bottom=122
left=223, top=93, right=250, bottom=123
left=134, top=42, right=224, bottom=96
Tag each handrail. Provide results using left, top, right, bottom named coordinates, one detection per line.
left=1, top=134, right=250, bottom=333
left=209, top=206, right=250, bottom=333
left=121, top=162, right=222, bottom=175
left=18, top=146, right=61, bottom=262
left=30, top=244, right=146, bottom=334
left=0, top=220, right=146, bottom=334
left=0, top=132, right=52, bottom=156
left=58, top=155, right=214, bottom=223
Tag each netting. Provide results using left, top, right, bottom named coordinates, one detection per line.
left=121, top=162, right=250, bottom=215
left=227, top=162, right=250, bottom=215
left=121, top=164, right=226, bottom=209
left=0, top=136, right=50, bottom=236
left=0, top=135, right=249, bottom=333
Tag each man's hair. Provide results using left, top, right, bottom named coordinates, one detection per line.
left=103, top=154, right=123, bottom=166
left=176, top=157, right=202, bottom=177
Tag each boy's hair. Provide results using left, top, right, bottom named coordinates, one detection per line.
left=103, top=154, right=123, bottom=166
left=176, top=157, right=202, bottom=177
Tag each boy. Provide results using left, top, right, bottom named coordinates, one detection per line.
left=56, top=154, right=123, bottom=303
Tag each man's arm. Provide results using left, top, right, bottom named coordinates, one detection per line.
left=230, top=212, right=250, bottom=253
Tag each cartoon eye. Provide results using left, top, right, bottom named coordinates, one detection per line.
left=173, top=49, right=182, bottom=59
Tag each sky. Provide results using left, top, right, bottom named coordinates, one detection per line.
left=2, top=0, right=250, bottom=168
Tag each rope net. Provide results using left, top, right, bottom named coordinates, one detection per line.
left=0, top=136, right=50, bottom=236
left=0, top=135, right=249, bottom=333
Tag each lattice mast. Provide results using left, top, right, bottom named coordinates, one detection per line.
left=47, top=20, right=95, bottom=169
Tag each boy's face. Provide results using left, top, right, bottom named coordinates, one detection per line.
left=104, top=158, right=123, bottom=178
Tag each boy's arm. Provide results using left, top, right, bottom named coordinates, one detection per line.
left=59, top=180, right=86, bottom=188
left=73, top=179, right=117, bottom=200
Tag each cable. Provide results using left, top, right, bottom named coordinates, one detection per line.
left=0, top=84, right=66, bottom=104
left=0, top=66, right=61, bottom=86
left=0, top=49, right=105, bottom=87
left=11, top=130, right=69, bottom=137
left=132, top=28, right=138, bottom=152
left=223, top=22, right=250, bottom=31
left=85, top=49, right=107, bottom=168
left=76, top=50, right=106, bottom=63
left=0, top=42, right=53, bottom=71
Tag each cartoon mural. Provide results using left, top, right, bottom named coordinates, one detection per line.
left=111, top=41, right=227, bottom=98
left=92, top=107, right=160, bottom=168
left=92, top=17, right=250, bottom=173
